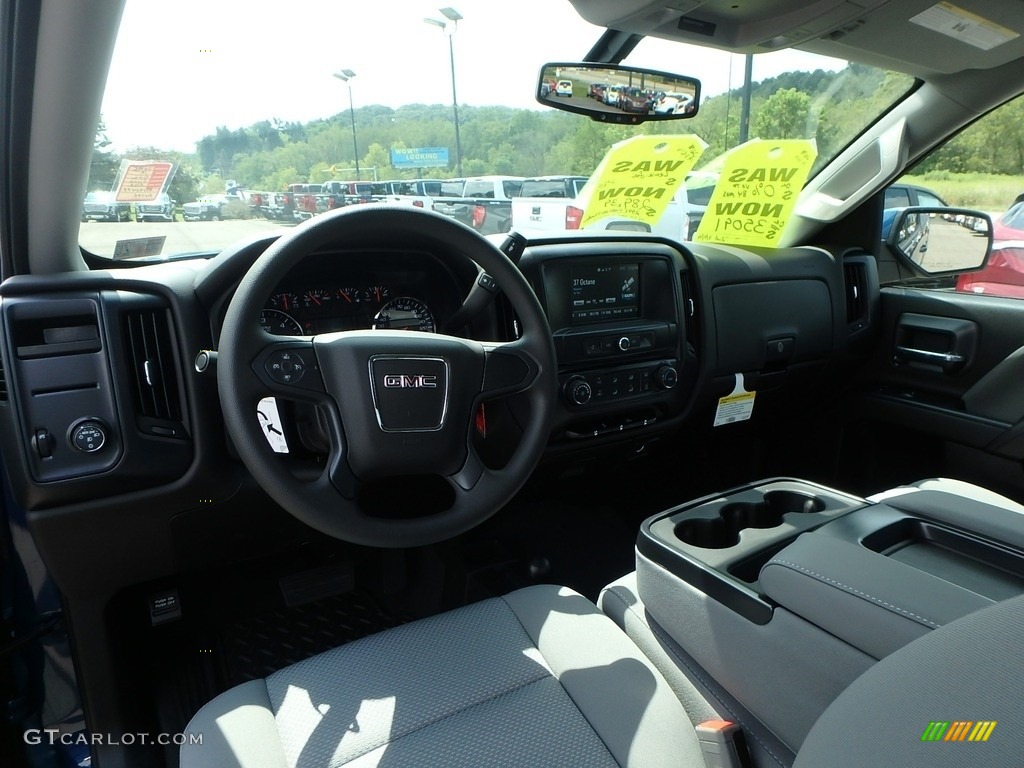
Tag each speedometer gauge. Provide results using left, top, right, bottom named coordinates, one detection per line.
left=373, top=297, right=436, bottom=333
left=260, top=308, right=303, bottom=335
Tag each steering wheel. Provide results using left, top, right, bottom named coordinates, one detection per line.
left=218, top=206, right=557, bottom=548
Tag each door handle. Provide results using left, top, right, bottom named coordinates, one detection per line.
left=893, top=313, right=978, bottom=374
left=894, top=346, right=965, bottom=365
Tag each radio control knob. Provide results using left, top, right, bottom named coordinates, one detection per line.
left=655, top=365, right=678, bottom=389
left=564, top=377, right=593, bottom=406
left=618, top=336, right=631, bottom=351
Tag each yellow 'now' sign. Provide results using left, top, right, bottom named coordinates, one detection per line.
left=578, top=135, right=707, bottom=231
left=694, top=139, right=817, bottom=247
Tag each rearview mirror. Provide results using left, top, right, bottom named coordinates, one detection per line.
left=887, top=207, right=992, bottom=275
left=537, top=62, right=700, bottom=124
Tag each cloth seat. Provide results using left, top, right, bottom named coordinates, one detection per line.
left=183, top=582, right=1024, bottom=768
left=181, top=584, right=705, bottom=768
left=869, top=477, right=1024, bottom=550
left=868, top=476, right=1024, bottom=513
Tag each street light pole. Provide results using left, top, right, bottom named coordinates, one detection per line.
left=333, top=69, right=360, bottom=181
left=425, top=8, right=464, bottom=177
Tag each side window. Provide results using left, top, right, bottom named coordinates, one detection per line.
left=916, top=190, right=946, bottom=207
left=463, top=182, right=492, bottom=198
left=883, top=188, right=911, bottom=208
left=885, top=93, right=1024, bottom=300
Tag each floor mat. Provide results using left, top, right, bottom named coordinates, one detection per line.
left=217, top=590, right=412, bottom=686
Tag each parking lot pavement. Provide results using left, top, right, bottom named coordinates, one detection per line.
left=78, top=219, right=292, bottom=259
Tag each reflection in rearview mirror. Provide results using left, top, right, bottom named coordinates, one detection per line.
left=537, top=62, right=700, bottom=124
left=888, top=207, right=992, bottom=276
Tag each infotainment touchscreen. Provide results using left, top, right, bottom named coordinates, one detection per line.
left=570, top=262, right=640, bottom=323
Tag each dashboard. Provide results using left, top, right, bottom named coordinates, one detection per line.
left=0, top=229, right=860, bottom=514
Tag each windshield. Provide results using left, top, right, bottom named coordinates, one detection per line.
left=81, top=0, right=913, bottom=260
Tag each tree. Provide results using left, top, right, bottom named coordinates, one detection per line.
left=753, top=88, right=812, bottom=140
left=361, top=143, right=392, bottom=179
left=88, top=116, right=120, bottom=190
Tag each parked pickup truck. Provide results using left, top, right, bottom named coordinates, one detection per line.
left=509, top=176, right=589, bottom=236
left=377, top=178, right=464, bottom=209
left=511, top=174, right=705, bottom=242
left=181, top=193, right=249, bottom=221
left=432, top=175, right=525, bottom=235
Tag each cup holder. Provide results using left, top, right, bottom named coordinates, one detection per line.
left=675, top=490, right=826, bottom=548
left=675, top=516, right=739, bottom=549
left=764, top=490, right=826, bottom=515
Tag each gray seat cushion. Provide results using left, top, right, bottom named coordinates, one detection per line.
left=181, top=584, right=704, bottom=767
left=794, top=591, right=1024, bottom=767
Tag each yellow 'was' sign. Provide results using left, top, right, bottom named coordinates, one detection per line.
left=694, top=139, right=816, bottom=247
left=579, top=135, right=707, bottom=232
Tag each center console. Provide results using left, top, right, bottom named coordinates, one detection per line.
left=624, top=477, right=1024, bottom=752
left=520, top=241, right=692, bottom=442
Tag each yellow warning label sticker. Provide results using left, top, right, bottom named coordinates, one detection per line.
left=714, top=373, right=756, bottom=427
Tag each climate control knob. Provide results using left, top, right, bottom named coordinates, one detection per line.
left=563, top=377, right=593, bottom=406
left=655, top=365, right=679, bottom=389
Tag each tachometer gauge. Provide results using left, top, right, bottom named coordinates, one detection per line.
left=260, top=308, right=304, bottom=336
left=373, top=297, right=436, bottom=333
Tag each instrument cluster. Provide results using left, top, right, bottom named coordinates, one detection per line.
left=260, top=282, right=436, bottom=336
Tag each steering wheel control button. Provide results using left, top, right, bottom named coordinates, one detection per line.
left=266, top=350, right=307, bottom=384
left=370, top=356, right=449, bottom=432
left=70, top=420, right=107, bottom=453
left=477, top=273, right=498, bottom=293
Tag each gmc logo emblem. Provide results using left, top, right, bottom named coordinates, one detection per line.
left=383, top=374, right=438, bottom=389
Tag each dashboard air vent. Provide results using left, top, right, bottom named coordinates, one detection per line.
left=122, top=309, right=181, bottom=421
left=679, top=269, right=700, bottom=357
left=844, top=261, right=869, bottom=330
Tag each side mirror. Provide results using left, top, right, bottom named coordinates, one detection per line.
left=536, top=62, right=700, bottom=124
left=886, top=207, right=992, bottom=275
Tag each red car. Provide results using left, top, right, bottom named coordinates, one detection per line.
left=619, top=87, right=653, bottom=113
left=956, top=203, right=1024, bottom=298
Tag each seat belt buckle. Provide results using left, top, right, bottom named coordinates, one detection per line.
left=696, top=719, right=751, bottom=768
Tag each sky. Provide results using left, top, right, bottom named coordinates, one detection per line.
left=99, top=0, right=849, bottom=153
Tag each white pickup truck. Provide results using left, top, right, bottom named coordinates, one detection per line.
left=510, top=174, right=698, bottom=241
left=509, top=176, right=589, bottom=235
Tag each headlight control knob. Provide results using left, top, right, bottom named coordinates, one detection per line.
left=69, top=419, right=108, bottom=453
left=564, top=376, right=593, bottom=406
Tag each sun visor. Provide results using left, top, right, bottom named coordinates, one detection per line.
left=568, top=0, right=891, bottom=52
